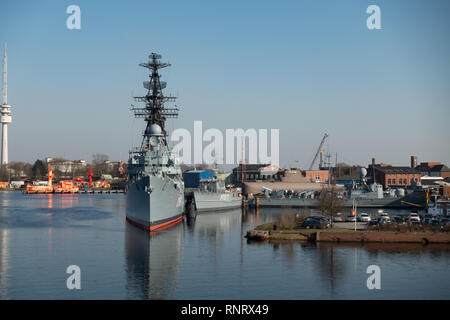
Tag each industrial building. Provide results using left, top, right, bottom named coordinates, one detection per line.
left=232, top=163, right=284, bottom=185
left=303, top=170, right=329, bottom=183
left=370, top=165, right=421, bottom=188
left=367, top=157, right=421, bottom=188
left=416, top=162, right=450, bottom=179
left=45, top=158, right=87, bottom=173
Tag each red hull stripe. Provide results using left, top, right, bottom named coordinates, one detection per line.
left=126, top=215, right=184, bottom=232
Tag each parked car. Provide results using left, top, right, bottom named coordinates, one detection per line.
left=301, top=217, right=327, bottom=229
left=309, top=216, right=331, bottom=228
left=357, top=213, right=371, bottom=222
left=345, top=214, right=356, bottom=222
left=430, top=219, right=442, bottom=228
left=422, top=215, right=434, bottom=225
left=439, top=217, right=450, bottom=226
left=332, top=213, right=343, bottom=222
left=379, top=216, right=391, bottom=224
left=408, top=213, right=421, bottom=223
left=392, top=215, right=405, bottom=224
left=368, top=220, right=380, bottom=227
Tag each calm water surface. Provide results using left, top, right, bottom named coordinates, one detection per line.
left=0, top=191, right=449, bottom=299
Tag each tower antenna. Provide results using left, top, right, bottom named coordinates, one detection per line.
left=1, top=42, right=12, bottom=165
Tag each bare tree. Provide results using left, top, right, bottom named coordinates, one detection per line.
left=92, top=154, right=109, bottom=176
left=9, top=161, right=26, bottom=179
left=0, top=165, right=9, bottom=182
left=319, top=185, right=344, bottom=228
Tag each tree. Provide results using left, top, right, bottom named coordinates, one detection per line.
left=9, top=161, right=25, bottom=179
left=32, top=160, right=47, bottom=180
left=92, top=153, right=109, bottom=176
left=0, top=165, right=9, bottom=182
left=318, top=185, right=344, bottom=228
left=24, top=163, right=33, bottom=177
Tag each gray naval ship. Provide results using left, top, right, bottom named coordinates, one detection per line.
left=184, top=170, right=241, bottom=212
left=248, top=168, right=426, bottom=209
left=126, top=53, right=185, bottom=231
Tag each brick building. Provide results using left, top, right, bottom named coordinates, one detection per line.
left=422, top=163, right=450, bottom=179
left=303, top=170, right=329, bottom=183
left=369, top=165, right=421, bottom=188
left=329, top=165, right=363, bottom=184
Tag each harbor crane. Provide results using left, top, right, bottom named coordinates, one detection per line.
left=308, top=133, right=328, bottom=171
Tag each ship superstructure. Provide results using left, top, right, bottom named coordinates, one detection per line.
left=126, top=53, right=185, bottom=231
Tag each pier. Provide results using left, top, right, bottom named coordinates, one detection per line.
left=22, top=189, right=124, bottom=194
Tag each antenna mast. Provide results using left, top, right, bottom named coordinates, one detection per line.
left=131, top=53, right=179, bottom=150
left=2, top=43, right=6, bottom=105
left=1, top=42, right=12, bottom=165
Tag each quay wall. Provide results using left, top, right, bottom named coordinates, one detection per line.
left=246, top=229, right=450, bottom=244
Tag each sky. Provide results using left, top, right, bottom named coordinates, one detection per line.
left=0, top=0, right=449, bottom=169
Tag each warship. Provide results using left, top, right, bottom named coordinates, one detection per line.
left=184, top=170, right=241, bottom=212
left=126, top=53, right=185, bottom=231
left=248, top=168, right=427, bottom=209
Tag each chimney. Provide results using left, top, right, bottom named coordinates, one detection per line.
left=411, top=156, right=418, bottom=168
left=372, top=158, right=376, bottom=166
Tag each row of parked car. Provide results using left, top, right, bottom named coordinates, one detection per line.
left=300, top=213, right=450, bottom=229
left=367, top=213, right=450, bottom=227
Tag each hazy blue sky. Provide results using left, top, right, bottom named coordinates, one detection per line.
left=1, top=0, right=449, bottom=168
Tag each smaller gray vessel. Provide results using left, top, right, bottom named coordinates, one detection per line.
left=184, top=170, right=242, bottom=212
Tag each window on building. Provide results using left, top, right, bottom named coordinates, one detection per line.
left=399, top=179, right=402, bottom=185
left=388, top=179, right=391, bottom=184
left=392, top=179, right=396, bottom=184
left=403, top=179, right=407, bottom=184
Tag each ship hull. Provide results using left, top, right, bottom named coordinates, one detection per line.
left=126, top=174, right=184, bottom=231
left=194, top=191, right=241, bottom=212
left=249, top=192, right=427, bottom=209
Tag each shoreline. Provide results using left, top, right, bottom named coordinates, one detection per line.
left=246, top=228, right=450, bottom=244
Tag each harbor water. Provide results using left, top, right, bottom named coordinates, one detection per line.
left=0, top=191, right=449, bottom=299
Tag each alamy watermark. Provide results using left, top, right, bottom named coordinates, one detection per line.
left=66, top=265, right=81, bottom=290
left=66, top=5, right=81, bottom=30
left=367, top=5, right=381, bottom=30
left=65, top=5, right=380, bottom=31
left=170, top=121, right=279, bottom=166
left=366, top=265, right=381, bottom=290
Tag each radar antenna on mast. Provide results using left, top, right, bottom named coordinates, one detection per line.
left=130, top=53, right=179, bottom=151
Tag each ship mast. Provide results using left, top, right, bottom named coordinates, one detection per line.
left=131, top=53, right=179, bottom=150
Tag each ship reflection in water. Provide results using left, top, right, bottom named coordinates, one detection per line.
left=125, top=223, right=183, bottom=299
